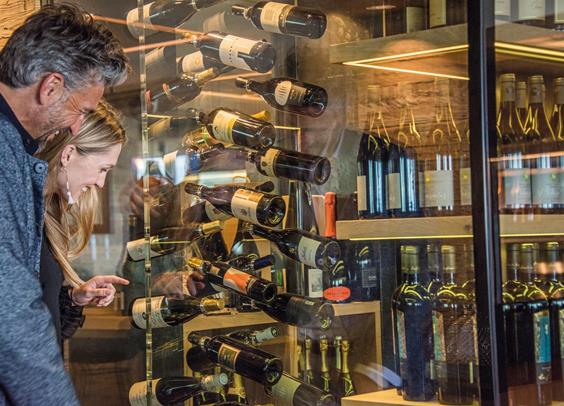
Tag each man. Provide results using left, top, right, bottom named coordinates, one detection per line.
left=0, top=4, right=129, bottom=405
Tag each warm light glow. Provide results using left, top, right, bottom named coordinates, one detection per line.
left=495, top=41, right=564, bottom=63
left=350, top=234, right=474, bottom=241
left=124, top=38, right=194, bottom=54
left=366, top=5, right=396, bottom=10
left=346, top=44, right=469, bottom=65
left=342, top=62, right=470, bottom=81
left=92, top=14, right=200, bottom=39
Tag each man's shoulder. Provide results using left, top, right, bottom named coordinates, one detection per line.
left=0, top=113, right=30, bottom=162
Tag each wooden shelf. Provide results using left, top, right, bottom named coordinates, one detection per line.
left=342, top=390, right=441, bottom=406
left=330, top=22, right=564, bottom=82
left=336, top=214, right=564, bottom=240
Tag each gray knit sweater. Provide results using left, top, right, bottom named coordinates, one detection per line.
left=0, top=114, right=78, bottom=405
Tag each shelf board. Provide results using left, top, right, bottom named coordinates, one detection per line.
left=336, top=214, right=564, bottom=240
left=330, top=22, right=564, bottom=81
left=342, top=390, right=441, bottom=406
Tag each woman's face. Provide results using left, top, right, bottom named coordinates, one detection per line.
left=57, top=144, right=122, bottom=202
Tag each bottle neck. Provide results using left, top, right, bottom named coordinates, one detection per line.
left=341, top=345, right=351, bottom=374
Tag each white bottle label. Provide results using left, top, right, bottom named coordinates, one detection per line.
left=260, top=2, right=292, bottom=34
left=146, top=47, right=166, bottom=67
left=306, top=268, right=324, bottom=298
left=163, top=150, right=186, bottom=185
left=126, top=238, right=162, bottom=261
left=274, top=81, right=307, bottom=106
left=424, top=170, right=454, bottom=207
left=419, top=171, right=426, bottom=207
left=129, top=379, right=163, bottom=406
left=223, top=267, right=254, bottom=294
left=204, top=201, right=230, bottom=221
left=260, top=148, right=281, bottom=177
left=387, top=172, right=401, bottom=210
left=531, top=169, right=560, bottom=205
left=503, top=168, right=531, bottom=207
left=429, top=0, right=447, bottom=28
left=556, top=0, right=564, bottom=23
left=218, top=35, right=256, bottom=71
left=126, top=3, right=155, bottom=37
left=518, top=0, right=545, bottom=20
left=180, top=51, right=206, bottom=74
left=271, top=374, right=301, bottom=404
left=218, top=343, right=241, bottom=369
left=495, top=0, right=511, bottom=17
left=460, top=167, right=472, bottom=206
left=560, top=167, right=564, bottom=204
left=132, top=296, right=169, bottom=329
left=405, top=7, right=425, bottom=32
left=297, top=237, right=322, bottom=268
left=211, top=110, right=238, bottom=143
left=356, top=175, right=368, bottom=211
left=231, top=189, right=261, bottom=224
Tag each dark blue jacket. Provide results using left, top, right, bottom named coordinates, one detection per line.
left=0, top=113, right=78, bottom=405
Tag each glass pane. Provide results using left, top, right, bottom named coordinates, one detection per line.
left=494, top=2, right=564, bottom=405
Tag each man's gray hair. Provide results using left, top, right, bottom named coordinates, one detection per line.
left=0, top=4, right=130, bottom=90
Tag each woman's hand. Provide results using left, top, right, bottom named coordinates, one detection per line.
left=71, top=275, right=130, bottom=307
left=186, top=271, right=206, bottom=296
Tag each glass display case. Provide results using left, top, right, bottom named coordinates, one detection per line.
left=44, top=0, right=564, bottom=405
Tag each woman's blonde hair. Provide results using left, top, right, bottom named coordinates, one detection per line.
left=36, top=100, right=127, bottom=287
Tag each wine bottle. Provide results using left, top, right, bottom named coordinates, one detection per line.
left=231, top=2, right=327, bottom=38
left=503, top=243, right=552, bottom=406
left=227, top=326, right=280, bottom=346
left=197, top=107, right=276, bottom=149
left=226, top=374, right=248, bottom=404
left=495, top=0, right=512, bottom=21
left=245, top=146, right=331, bottom=185
left=191, top=32, right=275, bottom=73
left=188, top=257, right=277, bottom=303
left=228, top=254, right=275, bottom=274
left=389, top=1, right=426, bottom=35
left=188, top=332, right=283, bottom=386
left=126, top=221, right=223, bottom=261
left=432, top=245, right=475, bottom=405
left=516, top=0, right=546, bottom=27
left=178, top=51, right=228, bottom=75
left=255, top=292, right=334, bottom=329
left=267, top=372, right=337, bottom=406
left=523, top=75, right=560, bottom=214
left=186, top=345, right=216, bottom=373
left=193, top=370, right=226, bottom=406
left=423, top=78, right=461, bottom=216
left=497, top=73, right=531, bottom=214
left=185, top=183, right=286, bottom=227
left=147, top=67, right=230, bottom=114
left=427, top=243, right=443, bottom=299
left=129, top=373, right=228, bottom=406
left=148, top=115, right=201, bottom=141
left=125, top=0, right=222, bottom=38
left=249, top=224, right=341, bottom=271
left=130, top=295, right=224, bottom=329
left=516, top=81, right=528, bottom=124
left=392, top=245, right=434, bottom=401
left=160, top=144, right=225, bottom=185
left=235, top=77, right=328, bottom=118
left=337, top=339, right=356, bottom=398
left=428, top=0, right=467, bottom=28
left=551, top=77, right=564, bottom=210
left=303, top=337, right=314, bottom=384
left=554, top=0, right=564, bottom=30
left=347, top=241, right=379, bottom=302
left=319, top=336, right=331, bottom=392
left=333, top=336, right=342, bottom=395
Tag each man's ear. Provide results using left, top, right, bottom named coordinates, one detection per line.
left=38, top=72, right=66, bottom=106
left=60, top=144, right=76, bottom=168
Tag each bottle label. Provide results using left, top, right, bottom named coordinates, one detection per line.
left=180, top=51, right=206, bottom=74
left=146, top=47, right=166, bottom=67
left=297, top=237, right=322, bottom=268
left=356, top=175, right=368, bottom=211
left=126, top=3, right=154, bottom=36
left=129, top=379, right=162, bottom=406
left=559, top=308, right=564, bottom=359
left=306, top=268, right=324, bottom=298
left=495, top=0, right=511, bottom=17
left=501, top=81, right=515, bottom=102
left=405, top=7, right=425, bottom=32
left=518, top=0, right=545, bottom=20
left=218, top=343, right=241, bottom=369
left=218, top=35, right=257, bottom=71
left=418, top=171, right=426, bottom=207
left=223, top=267, right=255, bottom=295
left=432, top=312, right=447, bottom=380
left=423, top=169, right=454, bottom=207
left=260, top=2, right=292, bottom=33
left=211, top=110, right=238, bottom=143
left=274, top=81, right=306, bottom=107
left=502, top=168, right=531, bottom=206
left=387, top=172, right=401, bottom=210
left=205, top=201, right=230, bottom=221
left=323, top=286, right=351, bottom=301
left=271, top=374, right=300, bottom=403
left=260, top=148, right=281, bottom=178
left=429, top=0, right=447, bottom=28
left=460, top=167, right=472, bottom=206
left=556, top=0, right=564, bottom=23
left=231, top=189, right=261, bottom=224
left=132, top=296, right=169, bottom=329
left=531, top=168, right=560, bottom=205
left=127, top=239, right=162, bottom=262
left=396, top=310, right=407, bottom=360
left=361, top=267, right=379, bottom=288
left=534, top=310, right=551, bottom=383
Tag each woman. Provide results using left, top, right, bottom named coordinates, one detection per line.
left=36, top=101, right=129, bottom=344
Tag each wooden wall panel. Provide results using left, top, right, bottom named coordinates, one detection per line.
left=0, top=0, right=39, bottom=49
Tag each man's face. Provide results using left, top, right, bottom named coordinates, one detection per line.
left=39, top=84, right=104, bottom=140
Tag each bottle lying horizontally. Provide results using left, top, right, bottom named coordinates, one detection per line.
left=227, top=254, right=275, bottom=274
left=248, top=224, right=341, bottom=271
left=255, top=293, right=334, bottom=330
left=156, top=143, right=225, bottom=185
left=188, top=332, right=283, bottom=386
left=130, top=295, right=224, bottom=329
left=126, top=221, right=223, bottom=261
left=235, top=77, right=328, bottom=118
left=128, top=373, right=228, bottom=406
left=266, top=372, right=337, bottom=406
left=188, top=256, right=277, bottom=303
left=231, top=2, right=327, bottom=38
left=227, top=326, right=280, bottom=346
left=185, top=183, right=286, bottom=227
